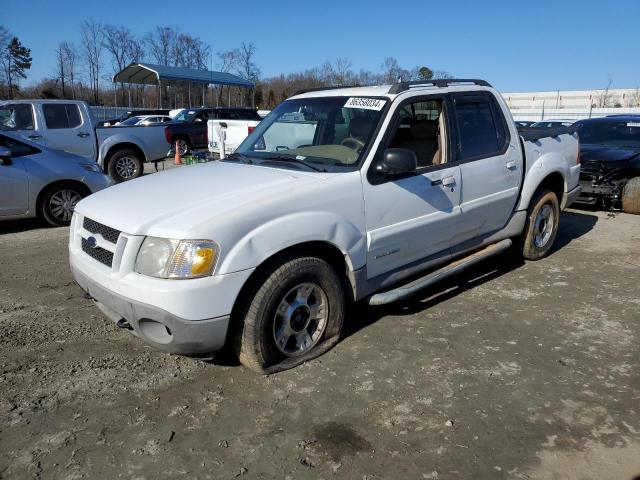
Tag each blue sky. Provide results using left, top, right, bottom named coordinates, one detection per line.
left=3, top=0, right=640, bottom=92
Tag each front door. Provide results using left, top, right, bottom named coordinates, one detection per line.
left=363, top=96, right=461, bottom=278
left=0, top=135, right=31, bottom=216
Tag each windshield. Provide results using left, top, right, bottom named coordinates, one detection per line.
left=235, top=96, right=387, bottom=169
left=577, top=120, right=640, bottom=148
left=119, top=116, right=144, bottom=126
left=174, top=109, right=197, bottom=122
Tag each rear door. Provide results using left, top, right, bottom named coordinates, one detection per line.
left=450, top=92, right=522, bottom=244
left=41, top=103, right=96, bottom=160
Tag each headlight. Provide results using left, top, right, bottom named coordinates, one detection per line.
left=135, top=237, right=219, bottom=279
left=80, top=162, right=102, bottom=173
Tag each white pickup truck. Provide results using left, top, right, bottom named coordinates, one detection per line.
left=0, top=100, right=170, bottom=182
left=69, top=79, right=581, bottom=373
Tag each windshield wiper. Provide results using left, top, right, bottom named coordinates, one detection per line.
left=260, top=154, right=327, bottom=172
left=224, top=152, right=253, bottom=164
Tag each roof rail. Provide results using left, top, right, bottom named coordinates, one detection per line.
left=292, top=85, right=357, bottom=96
left=388, top=79, right=492, bottom=94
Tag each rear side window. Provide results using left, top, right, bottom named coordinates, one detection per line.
left=43, top=104, right=82, bottom=129
left=452, top=94, right=507, bottom=161
left=235, top=109, right=261, bottom=120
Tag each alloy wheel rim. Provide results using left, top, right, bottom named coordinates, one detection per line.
left=533, top=204, right=554, bottom=248
left=49, top=189, right=82, bottom=222
left=272, top=282, right=328, bottom=357
left=115, top=156, right=138, bottom=178
left=177, top=140, right=189, bottom=155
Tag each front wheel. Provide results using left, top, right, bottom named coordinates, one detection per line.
left=39, top=183, right=87, bottom=227
left=108, top=149, right=143, bottom=182
left=236, top=257, right=345, bottom=374
left=519, top=189, right=560, bottom=260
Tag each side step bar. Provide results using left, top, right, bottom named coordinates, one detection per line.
left=368, top=239, right=512, bottom=306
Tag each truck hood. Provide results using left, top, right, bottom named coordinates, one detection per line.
left=75, top=161, right=328, bottom=236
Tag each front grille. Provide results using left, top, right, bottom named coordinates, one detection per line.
left=83, top=217, right=120, bottom=244
left=82, top=238, right=114, bottom=267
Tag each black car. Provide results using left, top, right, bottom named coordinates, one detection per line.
left=574, top=116, right=640, bottom=213
left=165, top=107, right=261, bottom=154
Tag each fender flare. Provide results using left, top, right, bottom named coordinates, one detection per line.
left=216, top=211, right=366, bottom=276
left=516, top=151, right=568, bottom=211
left=98, top=133, right=150, bottom=168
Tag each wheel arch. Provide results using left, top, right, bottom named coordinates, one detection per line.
left=35, top=179, right=90, bottom=218
left=103, top=142, right=147, bottom=171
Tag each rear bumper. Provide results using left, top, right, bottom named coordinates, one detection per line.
left=562, top=185, right=582, bottom=209
left=71, top=262, right=230, bottom=355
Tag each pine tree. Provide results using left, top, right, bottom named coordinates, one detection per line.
left=2, top=37, right=32, bottom=99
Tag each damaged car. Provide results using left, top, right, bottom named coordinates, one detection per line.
left=574, top=116, right=640, bottom=213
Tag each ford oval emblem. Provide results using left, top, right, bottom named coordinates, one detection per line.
left=87, top=236, right=98, bottom=249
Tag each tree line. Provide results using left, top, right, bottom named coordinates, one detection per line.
left=0, top=21, right=455, bottom=109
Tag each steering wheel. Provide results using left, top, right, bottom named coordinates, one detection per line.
left=340, top=137, right=365, bottom=151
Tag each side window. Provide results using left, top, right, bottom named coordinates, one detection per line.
left=0, top=134, right=39, bottom=157
left=453, top=94, right=507, bottom=161
left=387, top=98, right=447, bottom=168
left=43, top=104, right=82, bottom=129
left=0, top=104, right=35, bottom=130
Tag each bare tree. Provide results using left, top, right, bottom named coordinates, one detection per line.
left=596, top=76, right=614, bottom=108
left=55, top=44, right=67, bottom=97
left=236, top=42, right=259, bottom=107
left=144, top=26, right=176, bottom=65
left=103, top=24, right=140, bottom=104
left=332, top=57, right=353, bottom=85
left=80, top=19, right=104, bottom=105
left=61, top=42, right=78, bottom=99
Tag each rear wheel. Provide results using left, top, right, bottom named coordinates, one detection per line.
left=236, top=257, right=345, bottom=374
left=108, top=149, right=143, bottom=182
left=519, top=189, right=560, bottom=260
left=39, top=182, right=87, bottom=227
left=174, top=138, right=190, bottom=156
left=621, top=176, right=640, bottom=214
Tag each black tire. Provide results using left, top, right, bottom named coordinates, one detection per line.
left=621, top=176, right=640, bottom=215
left=236, top=257, right=346, bottom=374
left=107, top=149, right=144, bottom=183
left=519, top=189, right=560, bottom=260
left=39, top=182, right=87, bottom=227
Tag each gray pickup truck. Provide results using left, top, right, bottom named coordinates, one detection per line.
left=0, top=100, right=170, bottom=182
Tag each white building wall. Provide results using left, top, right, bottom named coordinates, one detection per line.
left=502, top=88, right=640, bottom=109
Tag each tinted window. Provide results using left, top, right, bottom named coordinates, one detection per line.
left=43, top=104, right=82, bottom=129
left=0, top=134, right=39, bottom=156
left=234, top=109, right=261, bottom=120
left=453, top=95, right=505, bottom=160
left=0, top=104, right=35, bottom=130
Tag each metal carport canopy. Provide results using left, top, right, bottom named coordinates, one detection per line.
left=113, top=63, right=255, bottom=88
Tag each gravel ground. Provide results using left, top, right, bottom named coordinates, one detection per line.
left=1, top=208, right=639, bottom=480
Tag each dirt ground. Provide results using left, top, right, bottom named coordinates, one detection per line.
left=1, top=208, right=639, bottom=480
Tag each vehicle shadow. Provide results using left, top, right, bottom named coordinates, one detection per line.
left=342, top=209, right=598, bottom=340
left=0, top=218, right=51, bottom=235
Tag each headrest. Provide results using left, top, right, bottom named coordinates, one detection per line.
left=410, top=121, right=438, bottom=139
left=349, top=117, right=372, bottom=138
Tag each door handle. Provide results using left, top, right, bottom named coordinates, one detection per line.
left=431, top=176, right=456, bottom=187
left=28, top=134, right=42, bottom=140
left=506, top=160, right=517, bottom=170
left=77, top=132, right=90, bottom=138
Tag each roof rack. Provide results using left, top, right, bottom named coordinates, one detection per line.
left=388, top=79, right=491, bottom=94
left=292, top=85, right=357, bottom=96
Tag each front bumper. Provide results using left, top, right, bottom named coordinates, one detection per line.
left=72, top=266, right=229, bottom=354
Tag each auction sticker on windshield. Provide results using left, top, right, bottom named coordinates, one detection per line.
left=627, top=122, right=640, bottom=127
left=344, top=97, right=386, bottom=111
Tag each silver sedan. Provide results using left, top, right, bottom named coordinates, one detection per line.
left=0, top=131, right=113, bottom=226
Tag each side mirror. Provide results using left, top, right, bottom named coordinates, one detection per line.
left=0, top=147, right=12, bottom=165
left=377, top=148, right=417, bottom=175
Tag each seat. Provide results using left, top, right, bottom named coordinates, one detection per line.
left=398, top=121, right=440, bottom=167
